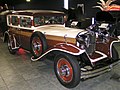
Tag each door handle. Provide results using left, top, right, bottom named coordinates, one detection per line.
left=17, top=28, right=21, bottom=30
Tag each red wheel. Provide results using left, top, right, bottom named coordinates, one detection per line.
left=30, top=32, right=47, bottom=58
left=54, top=53, right=80, bottom=88
left=57, top=58, right=73, bottom=83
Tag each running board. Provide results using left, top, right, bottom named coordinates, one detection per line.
left=81, top=60, right=120, bottom=79
left=12, top=47, right=19, bottom=50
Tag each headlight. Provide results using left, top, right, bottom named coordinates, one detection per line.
left=76, top=32, right=90, bottom=49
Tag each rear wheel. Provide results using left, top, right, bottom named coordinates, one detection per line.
left=54, top=53, right=80, bottom=88
left=7, top=37, right=17, bottom=54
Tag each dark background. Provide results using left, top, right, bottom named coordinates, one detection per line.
left=0, top=0, right=120, bottom=17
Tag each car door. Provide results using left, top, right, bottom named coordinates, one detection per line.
left=10, top=15, right=21, bottom=46
left=19, top=16, right=33, bottom=50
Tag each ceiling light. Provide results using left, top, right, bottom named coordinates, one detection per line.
left=26, top=0, right=31, bottom=2
left=64, top=0, right=68, bottom=9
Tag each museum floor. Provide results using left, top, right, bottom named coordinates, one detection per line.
left=0, top=37, right=120, bottom=90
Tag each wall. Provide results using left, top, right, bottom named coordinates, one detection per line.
left=13, top=0, right=120, bottom=18
left=14, top=0, right=85, bottom=10
left=14, top=0, right=64, bottom=11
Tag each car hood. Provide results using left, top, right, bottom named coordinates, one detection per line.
left=34, top=25, right=86, bottom=38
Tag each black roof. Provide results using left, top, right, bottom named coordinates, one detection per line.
left=10, top=10, right=64, bottom=16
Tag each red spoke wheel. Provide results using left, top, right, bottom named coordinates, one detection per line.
left=57, top=58, right=73, bottom=83
left=30, top=32, right=47, bottom=58
left=54, top=53, right=80, bottom=88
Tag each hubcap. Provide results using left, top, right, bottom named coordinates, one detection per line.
left=32, top=37, right=42, bottom=56
left=57, top=58, right=73, bottom=83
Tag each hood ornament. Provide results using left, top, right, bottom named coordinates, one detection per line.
left=64, top=34, right=67, bottom=44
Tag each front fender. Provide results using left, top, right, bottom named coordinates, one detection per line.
left=53, top=43, right=85, bottom=55
left=31, top=43, right=85, bottom=61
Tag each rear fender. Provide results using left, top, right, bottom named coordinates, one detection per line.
left=3, top=30, right=9, bottom=42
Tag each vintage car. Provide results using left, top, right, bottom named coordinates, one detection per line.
left=4, top=10, right=120, bottom=88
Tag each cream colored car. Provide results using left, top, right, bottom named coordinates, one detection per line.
left=4, top=10, right=120, bottom=88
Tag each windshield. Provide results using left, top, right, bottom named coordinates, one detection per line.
left=34, top=15, right=64, bottom=27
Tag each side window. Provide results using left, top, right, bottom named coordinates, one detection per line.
left=44, top=15, right=64, bottom=24
left=11, top=16, right=19, bottom=26
left=20, top=17, right=32, bottom=28
left=34, top=16, right=45, bottom=27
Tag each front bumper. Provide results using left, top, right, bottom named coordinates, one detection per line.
left=81, top=59, right=120, bottom=79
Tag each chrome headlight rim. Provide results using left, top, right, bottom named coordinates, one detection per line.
left=76, top=31, right=90, bottom=49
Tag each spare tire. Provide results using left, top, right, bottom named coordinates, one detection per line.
left=30, top=32, right=47, bottom=58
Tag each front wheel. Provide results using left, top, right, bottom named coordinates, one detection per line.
left=54, top=53, right=80, bottom=88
